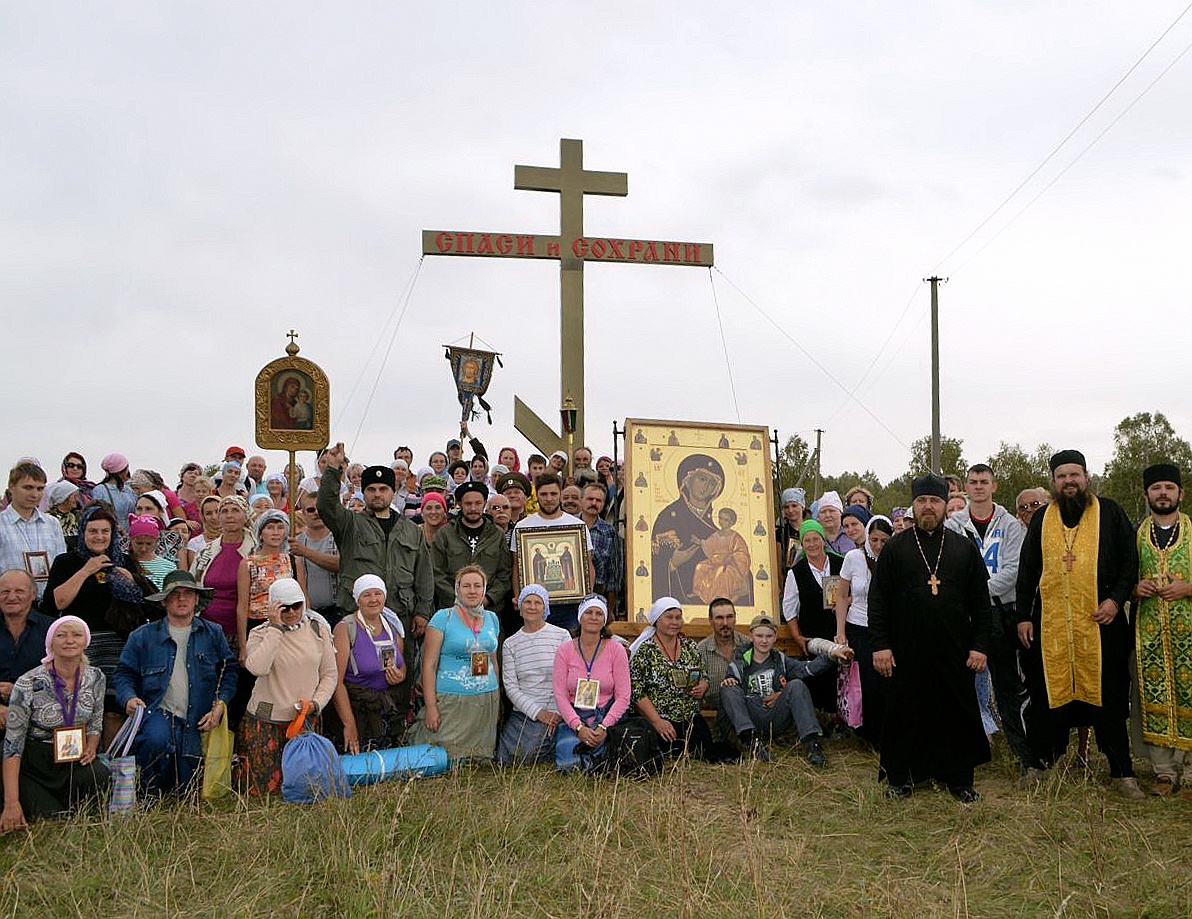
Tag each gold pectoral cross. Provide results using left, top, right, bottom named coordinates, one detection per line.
left=1063, top=550, right=1076, bottom=572
left=927, top=573, right=940, bottom=596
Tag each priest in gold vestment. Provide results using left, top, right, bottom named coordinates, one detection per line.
left=1133, top=463, right=1192, bottom=796
left=1016, top=450, right=1142, bottom=798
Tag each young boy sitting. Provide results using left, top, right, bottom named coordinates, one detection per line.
left=719, top=615, right=852, bottom=764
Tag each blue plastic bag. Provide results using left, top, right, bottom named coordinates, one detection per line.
left=281, top=732, right=352, bottom=804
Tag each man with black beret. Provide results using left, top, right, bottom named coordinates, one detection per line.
left=316, top=443, right=434, bottom=636
left=495, top=471, right=532, bottom=550
left=869, top=473, right=993, bottom=803
left=1133, top=462, right=1192, bottom=795
left=1016, top=449, right=1141, bottom=798
left=429, top=480, right=512, bottom=615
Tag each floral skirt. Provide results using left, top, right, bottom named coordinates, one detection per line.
left=238, top=711, right=320, bottom=796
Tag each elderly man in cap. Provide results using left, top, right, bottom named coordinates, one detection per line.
left=1133, top=462, right=1192, bottom=795
left=113, top=570, right=238, bottom=796
left=495, top=472, right=532, bottom=545
left=429, top=480, right=512, bottom=614
left=1016, top=449, right=1141, bottom=798
left=0, top=570, right=52, bottom=730
left=869, top=473, right=992, bottom=802
left=317, top=443, right=433, bottom=636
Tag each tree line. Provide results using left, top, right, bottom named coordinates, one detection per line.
left=776, top=411, right=1192, bottom=521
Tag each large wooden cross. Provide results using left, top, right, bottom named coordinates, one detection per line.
left=422, top=138, right=713, bottom=457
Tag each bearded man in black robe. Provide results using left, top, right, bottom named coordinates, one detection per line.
left=869, top=473, right=992, bottom=802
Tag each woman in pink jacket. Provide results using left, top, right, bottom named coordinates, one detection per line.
left=552, top=595, right=631, bottom=772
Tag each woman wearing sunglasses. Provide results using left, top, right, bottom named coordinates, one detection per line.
left=238, top=578, right=338, bottom=796
left=52, top=453, right=95, bottom=507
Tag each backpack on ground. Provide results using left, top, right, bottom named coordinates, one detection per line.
left=580, top=716, right=664, bottom=778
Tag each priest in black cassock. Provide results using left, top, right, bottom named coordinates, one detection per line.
left=1015, top=449, right=1142, bottom=799
left=869, top=473, right=992, bottom=802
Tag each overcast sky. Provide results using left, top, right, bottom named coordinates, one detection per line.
left=4, top=4, right=1190, bottom=487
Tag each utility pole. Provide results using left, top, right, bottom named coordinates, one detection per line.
left=813, top=428, right=823, bottom=501
left=925, top=276, right=947, bottom=474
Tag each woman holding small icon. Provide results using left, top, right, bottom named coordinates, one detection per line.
left=552, top=594, right=631, bottom=771
left=628, top=596, right=713, bottom=759
left=326, top=575, right=408, bottom=754
left=1, top=615, right=109, bottom=832
left=407, top=565, right=500, bottom=763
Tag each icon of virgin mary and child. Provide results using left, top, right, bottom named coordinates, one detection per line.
left=270, top=372, right=314, bottom=431
left=650, top=454, right=753, bottom=606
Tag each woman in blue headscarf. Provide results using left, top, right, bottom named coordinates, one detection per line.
left=44, top=505, right=154, bottom=737
left=496, top=584, right=570, bottom=765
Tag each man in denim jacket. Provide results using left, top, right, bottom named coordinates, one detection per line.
left=114, top=570, right=237, bottom=796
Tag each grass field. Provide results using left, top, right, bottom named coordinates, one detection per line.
left=1, top=736, right=1189, bottom=919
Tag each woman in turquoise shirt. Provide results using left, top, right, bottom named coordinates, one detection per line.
left=407, top=564, right=500, bottom=762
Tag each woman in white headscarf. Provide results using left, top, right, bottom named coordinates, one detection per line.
left=239, top=578, right=338, bottom=796
left=327, top=574, right=408, bottom=754
left=628, top=597, right=713, bottom=758
left=552, top=594, right=631, bottom=772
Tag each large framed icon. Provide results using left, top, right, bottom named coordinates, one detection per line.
left=625, top=418, right=779, bottom=623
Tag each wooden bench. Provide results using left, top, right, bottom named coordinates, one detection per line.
left=608, top=619, right=803, bottom=656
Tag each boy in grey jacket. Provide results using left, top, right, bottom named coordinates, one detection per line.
left=720, top=615, right=852, bottom=764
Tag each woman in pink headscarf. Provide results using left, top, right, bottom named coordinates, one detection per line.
left=497, top=447, right=521, bottom=473
left=0, top=616, right=110, bottom=832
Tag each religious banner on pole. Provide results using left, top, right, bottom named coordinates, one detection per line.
left=421, top=138, right=714, bottom=459
left=624, top=419, right=779, bottom=624
left=444, top=339, right=501, bottom=427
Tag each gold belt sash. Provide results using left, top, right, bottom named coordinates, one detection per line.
left=1038, top=499, right=1101, bottom=708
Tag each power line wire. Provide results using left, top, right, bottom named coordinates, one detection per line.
left=953, top=33, right=1192, bottom=274
left=335, top=257, right=425, bottom=427
left=934, top=1, right=1192, bottom=273
left=708, top=269, right=742, bottom=423
left=712, top=267, right=911, bottom=452
left=348, top=257, right=425, bottom=454
left=823, top=281, right=923, bottom=427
